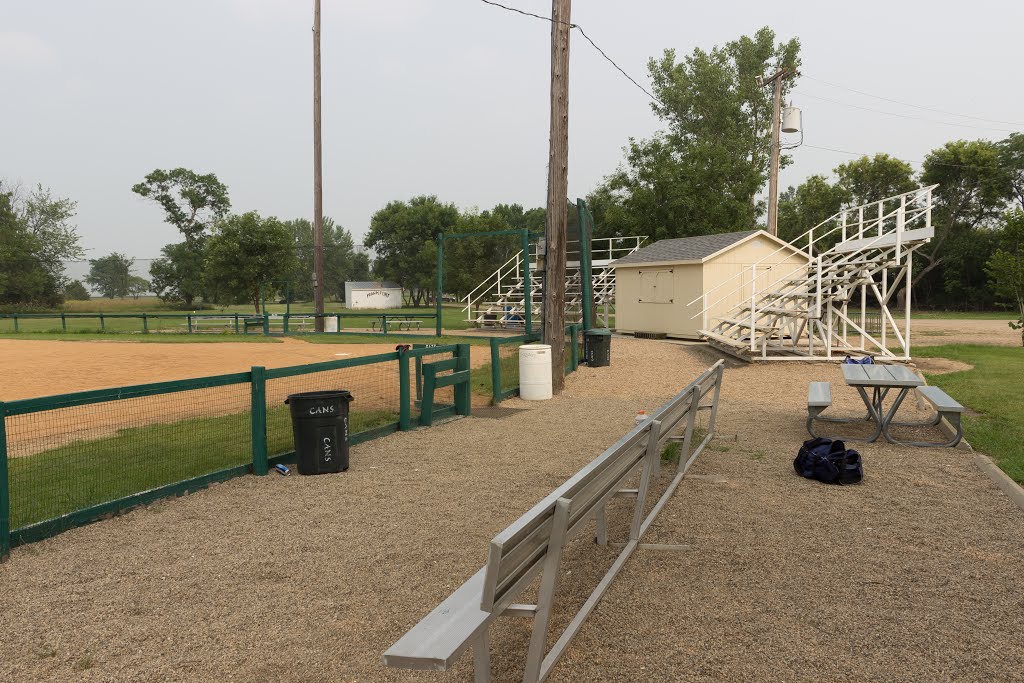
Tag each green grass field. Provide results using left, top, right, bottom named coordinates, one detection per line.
left=8, top=405, right=397, bottom=530
left=915, top=344, right=1024, bottom=483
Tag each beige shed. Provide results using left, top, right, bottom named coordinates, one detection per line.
left=611, top=230, right=810, bottom=340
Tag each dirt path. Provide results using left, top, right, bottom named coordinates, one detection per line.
left=913, top=317, right=1020, bottom=347
left=0, top=338, right=1021, bottom=682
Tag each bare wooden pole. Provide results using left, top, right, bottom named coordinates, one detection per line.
left=312, top=0, right=326, bottom=332
left=543, top=0, right=571, bottom=393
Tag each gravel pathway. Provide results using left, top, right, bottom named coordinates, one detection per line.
left=0, top=337, right=1021, bottom=683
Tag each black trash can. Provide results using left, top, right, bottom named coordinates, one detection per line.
left=285, top=390, right=354, bottom=475
left=584, top=329, right=612, bottom=367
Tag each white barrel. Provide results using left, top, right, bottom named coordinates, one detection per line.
left=325, top=316, right=339, bottom=333
left=519, top=344, right=553, bottom=401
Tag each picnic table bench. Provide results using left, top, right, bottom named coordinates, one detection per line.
left=807, top=363, right=963, bottom=447
left=383, top=361, right=725, bottom=682
left=372, top=318, right=422, bottom=332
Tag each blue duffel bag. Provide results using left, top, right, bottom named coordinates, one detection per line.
left=794, top=437, right=863, bottom=485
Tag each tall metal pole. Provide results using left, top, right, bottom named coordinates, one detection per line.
left=766, top=74, right=783, bottom=237
left=543, top=0, right=571, bottom=394
left=312, top=0, right=326, bottom=332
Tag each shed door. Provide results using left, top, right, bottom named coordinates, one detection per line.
left=638, top=269, right=674, bottom=304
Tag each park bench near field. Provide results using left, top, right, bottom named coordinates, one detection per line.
left=383, top=360, right=725, bottom=683
left=372, top=318, right=422, bottom=332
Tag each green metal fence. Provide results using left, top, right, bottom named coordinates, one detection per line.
left=488, top=325, right=582, bottom=404
left=0, top=344, right=469, bottom=558
left=0, top=312, right=440, bottom=337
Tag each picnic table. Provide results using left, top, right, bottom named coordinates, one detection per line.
left=808, top=364, right=923, bottom=443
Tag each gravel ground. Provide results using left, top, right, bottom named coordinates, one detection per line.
left=912, top=318, right=1020, bottom=347
left=1, top=337, right=1021, bottom=682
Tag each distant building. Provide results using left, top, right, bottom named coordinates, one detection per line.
left=344, top=281, right=403, bottom=309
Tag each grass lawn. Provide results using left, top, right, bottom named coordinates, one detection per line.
left=8, top=404, right=396, bottom=530
left=0, top=332, right=281, bottom=343
left=915, top=344, right=1024, bottom=483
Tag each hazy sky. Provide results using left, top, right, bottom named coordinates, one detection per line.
left=3, top=0, right=1023, bottom=264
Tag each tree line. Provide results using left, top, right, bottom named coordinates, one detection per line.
left=579, top=27, right=1024, bottom=330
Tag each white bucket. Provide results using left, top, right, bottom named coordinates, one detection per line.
left=325, top=316, right=339, bottom=333
left=519, top=344, right=553, bottom=401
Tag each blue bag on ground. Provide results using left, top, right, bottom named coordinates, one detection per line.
left=794, top=437, right=863, bottom=485
left=842, top=355, right=874, bottom=365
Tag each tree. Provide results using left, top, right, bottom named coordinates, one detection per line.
left=132, top=168, right=230, bottom=245
left=18, top=184, right=84, bottom=290
left=127, top=275, right=151, bottom=300
left=86, top=253, right=135, bottom=298
left=64, top=280, right=91, bottom=301
left=593, top=28, right=801, bottom=241
left=149, top=241, right=206, bottom=307
left=985, top=210, right=1024, bottom=346
left=777, top=174, right=849, bottom=244
left=998, top=133, right=1024, bottom=211
left=282, top=217, right=370, bottom=301
left=364, top=196, right=460, bottom=306
left=204, top=212, right=298, bottom=313
left=834, top=154, right=916, bottom=207
left=0, top=191, right=63, bottom=306
left=918, top=139, right=1012, bottom=288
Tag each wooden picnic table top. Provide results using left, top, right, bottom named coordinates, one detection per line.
left=841, top=363, right=922, bottom=388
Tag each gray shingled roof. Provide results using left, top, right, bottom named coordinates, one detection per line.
left=611, top=230, right=760, bottom=266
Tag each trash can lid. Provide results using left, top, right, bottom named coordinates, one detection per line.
left=585, top=328, right=612, bottom=336
left=285, top=390, right=353, bottom=404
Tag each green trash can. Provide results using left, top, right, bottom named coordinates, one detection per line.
left=584, top=329, right=612, bottom=367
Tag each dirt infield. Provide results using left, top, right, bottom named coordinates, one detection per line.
left=0, top=337, right=403, bottom=402
left=1, top=337, right=1021, bottom=682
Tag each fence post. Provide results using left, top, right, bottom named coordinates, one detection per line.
left=100, top=313, right=105, bottom=331
left=382, top=314, right=388, bottom=336
left=143, top=313, right=149, bottom=333
left=234, top=314, right=239, bottom=334
left=283, top=313, right=290, bottom=335
left=61, top=312, right=66, bottom=332
left=12, top=315, right=18, bottom=333
left=250, top=367, right=269, bottom=476
left=335, top=313, right=341, bottom=334
left=0, top=402, right=10, bottom=560
left=455, top=344, right=471, bottom=416
left=398, top=350, right=412, bottom=431
left=489, top=337, right=502, bottom=405
left=262, top=314, right=270, bottom=336
left=570, top=325, right=579, bottom=372
left=187, top=315, right=193, bottom=334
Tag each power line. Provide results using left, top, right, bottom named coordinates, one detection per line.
left=802, top=74, right=1024, bottom=129
left=801, top=143, right=991, bottom=171
left=479, top=0, right=662, bottom=105
left=793, top=90, right=1021, bottom=135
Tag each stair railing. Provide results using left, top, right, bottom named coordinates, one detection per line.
left=691, top=185, right=934, bottom=323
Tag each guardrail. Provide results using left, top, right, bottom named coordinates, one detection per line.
left=0, top=344, right=468, bottom=558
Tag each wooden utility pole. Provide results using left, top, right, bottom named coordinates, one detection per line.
left=543, top=0, right=571, bottom=394
left=762, top=68, right=791, bottom=237
left=312, top=0, right=326, bottom=331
